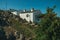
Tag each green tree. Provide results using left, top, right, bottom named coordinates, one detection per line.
left=34, top=6, right=60, bottom=40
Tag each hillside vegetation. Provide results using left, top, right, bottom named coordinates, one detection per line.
left=0, top=6, right=60, bottom=40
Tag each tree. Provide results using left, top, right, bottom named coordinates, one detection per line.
left=0, top=27, right=7, bottom=40
left=8, top=33, right=16, bottom=40
left=34, top=6, right=60, bottom=40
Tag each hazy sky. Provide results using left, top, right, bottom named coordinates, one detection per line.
left=0, top=0, right=60, bottom=16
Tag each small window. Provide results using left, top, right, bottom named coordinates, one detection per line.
left=37, top=18, right=40, bottom=21
left=26, top=14, right=30, bottom=17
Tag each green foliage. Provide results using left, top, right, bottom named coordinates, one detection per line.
left=0, top=6, right=60, bottom=40
left=34, top=6, right=60, bottom=40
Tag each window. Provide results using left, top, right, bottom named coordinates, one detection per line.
left=26, top=14, right=30, bottom=17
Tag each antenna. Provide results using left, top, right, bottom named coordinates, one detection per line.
left=6, top=0, right=7, bottom=10
left=1, top=0, right=2, bottom=10
left=1, top=0, right=7, bottom=10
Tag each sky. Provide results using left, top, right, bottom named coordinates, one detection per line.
left=0, top=0, right=60, bottom=16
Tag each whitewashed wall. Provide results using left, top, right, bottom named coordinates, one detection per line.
left=19, top=13, right=33, bottom=22
left=11, top=11, right=17, bottom=15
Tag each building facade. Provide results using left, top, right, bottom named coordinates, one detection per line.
left=11, top=8, right=41, bottom=23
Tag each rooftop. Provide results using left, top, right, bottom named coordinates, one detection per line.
left=9, top=8, right=41, bottom=13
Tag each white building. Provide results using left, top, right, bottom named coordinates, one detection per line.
left=11, top=8, right=41, bottom=23
left=11, top=11, right=18, bottom=15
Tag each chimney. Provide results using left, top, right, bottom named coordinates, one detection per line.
left=31, top=8, right=34, bottom=12
left=23, top=9, right=26, bottom=12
